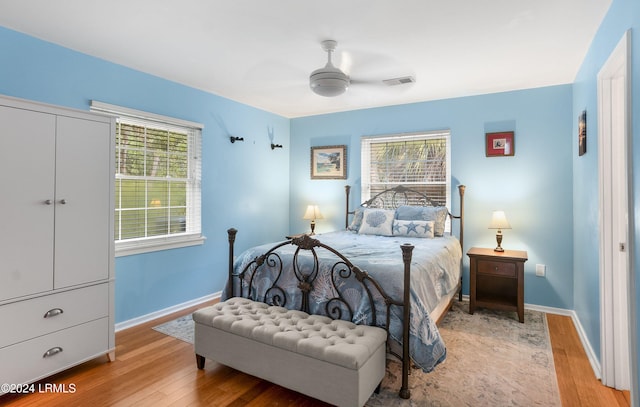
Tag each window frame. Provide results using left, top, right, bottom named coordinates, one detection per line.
left=91, top=101, right=205, bottom=257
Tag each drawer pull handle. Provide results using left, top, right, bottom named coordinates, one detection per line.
left=43, top=308, right=64, bottom=318
left=43, top=347, right=63, bottom=358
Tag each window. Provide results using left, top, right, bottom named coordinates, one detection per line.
left=361, top=130, right=451, bottom=210
left=91, top=101, right=204, bottom=256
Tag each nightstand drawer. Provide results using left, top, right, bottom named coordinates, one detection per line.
left=477, top=260, right=516, bottom=278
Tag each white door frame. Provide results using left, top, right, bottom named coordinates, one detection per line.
left=597, top=29, right=633, bottom=391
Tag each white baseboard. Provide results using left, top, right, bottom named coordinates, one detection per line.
left=525, top=302, right=573, bottom=316
left=569, top=310, right=602, bottom=379
left=115, top=291, right=221, bottom=332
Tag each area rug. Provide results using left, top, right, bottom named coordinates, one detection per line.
left=153, top=301, right=561, bottom=406
left=153, top=314, right=195, bottom=343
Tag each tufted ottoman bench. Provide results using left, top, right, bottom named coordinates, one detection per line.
left=193, top=297, right=388, bottom=407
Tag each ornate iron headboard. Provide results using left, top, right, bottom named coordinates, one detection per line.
left=361, top=185, right=441, bottom=209
left=344, top=184, right=465, bottom=248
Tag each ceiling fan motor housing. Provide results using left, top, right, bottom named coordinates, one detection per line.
left=309, top=67, right=350, bottom=97
left=309, top=39, right=350, bottom=97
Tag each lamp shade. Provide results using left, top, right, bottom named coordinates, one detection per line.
left=489, top=211, right=511, bottom=229
left=303, top=205, right=323, bottom=220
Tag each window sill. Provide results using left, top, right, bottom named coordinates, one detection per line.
left=115, top=234, right=206, bottom=257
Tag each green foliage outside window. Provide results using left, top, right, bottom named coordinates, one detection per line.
left=368, top=137, right=448, bottom=206
left=114, top=122, right=190, bottom=241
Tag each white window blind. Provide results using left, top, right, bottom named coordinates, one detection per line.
left=361, top=130, right=451, bottom=211
left=91, top=101, right=204, bottom=256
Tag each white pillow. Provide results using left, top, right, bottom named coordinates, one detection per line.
left=358, top=209, right=395, bottom=236
left=393, top=220, right=435, bottom=238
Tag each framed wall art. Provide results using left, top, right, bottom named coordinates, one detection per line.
left=486, top=131, right=515, bottom=157
left=578, top=110, right=587, bottom=156
left=310, top=145, right=347, bottom=179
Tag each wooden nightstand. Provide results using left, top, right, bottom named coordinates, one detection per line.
left=467, top=247, right=528, bottom=323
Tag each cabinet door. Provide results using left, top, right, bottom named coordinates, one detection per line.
left=0, top=106, right=56, bottom=301
left=54, top=116, right=111, bottom=288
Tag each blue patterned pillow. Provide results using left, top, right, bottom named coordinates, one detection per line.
left=395, top=205, right=448, bottom=237
left=393, top=220, right=435, bottom=238
left=358, top=209, right=395, bottom=236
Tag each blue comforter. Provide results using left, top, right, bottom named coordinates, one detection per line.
left=225, top=230, right=462, bottom=372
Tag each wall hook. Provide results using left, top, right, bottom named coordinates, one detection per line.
left=230, top=136, right=244, bottom=143
left=268, top=126, right=282, bottom=149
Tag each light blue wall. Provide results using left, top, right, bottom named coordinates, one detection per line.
left=572, top=0, right=639, bottom=400
left=0, top=27, right=291, bottom=323
left=4, top=4, right=639, bottom=393
left=290, top=85, right=574, bottom=309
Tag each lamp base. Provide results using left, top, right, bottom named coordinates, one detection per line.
left=494, top=230, right=504, bottom=252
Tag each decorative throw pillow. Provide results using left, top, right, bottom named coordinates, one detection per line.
left=395, top=205, right=425, bottom=220
left=393, top=220, right=435, bottom=238
left=358, top=209, right=395, bottom=236
left=347, top=206, right=365, bottom=231
left=395, top=205, right=448, bottom=237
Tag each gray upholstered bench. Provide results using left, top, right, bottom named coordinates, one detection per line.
left=193, top=230, right=415, bottom=406
left=193, top=297, right=387, bottom=407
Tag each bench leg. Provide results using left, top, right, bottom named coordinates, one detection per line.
left=196, top=354, right=205, bottom=369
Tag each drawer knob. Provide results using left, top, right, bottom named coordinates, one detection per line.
left=43, top=347, right=63, bottom=358
left=43, top=308, right=64, bottom=318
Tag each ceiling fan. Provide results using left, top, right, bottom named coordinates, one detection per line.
left=309, top=40, right=415, bottom=98
left=309, top=40, right=350, bottom=97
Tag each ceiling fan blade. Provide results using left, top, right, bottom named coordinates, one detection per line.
left=341, top=48, right=415, bottom=85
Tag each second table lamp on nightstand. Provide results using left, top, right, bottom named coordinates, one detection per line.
left=303, top=205, right=323, bottom=235
left=489, top=210, right=511, bottom=252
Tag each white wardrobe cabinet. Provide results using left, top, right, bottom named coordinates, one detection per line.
left=0, top=95, right=115, bottom=391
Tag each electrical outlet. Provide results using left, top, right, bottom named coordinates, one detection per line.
left=535, top=264, right=546, bottom=277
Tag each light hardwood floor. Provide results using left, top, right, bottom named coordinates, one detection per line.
left=1, top=302, right=632, bottom=407
left=547, top=314, right=631, bottom=407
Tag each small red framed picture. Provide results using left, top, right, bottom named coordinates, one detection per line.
left=486, top=132, right=515, bottom=157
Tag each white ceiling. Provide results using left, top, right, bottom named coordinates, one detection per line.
left=0, top=0, right=611, bottom=118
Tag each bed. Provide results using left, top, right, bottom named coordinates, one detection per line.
left=222, top=184, right=465, bottom=395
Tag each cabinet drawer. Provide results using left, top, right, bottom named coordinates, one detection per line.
left=0, top=318, right=109, bottom=389
left=0, top=284, right=108, bottom=348
left=477, top=260, right=516, bottom=278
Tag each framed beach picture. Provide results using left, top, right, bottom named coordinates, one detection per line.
left=310, top=145, right=347, bottom=179
left=486, top=131, right=515, bottom=157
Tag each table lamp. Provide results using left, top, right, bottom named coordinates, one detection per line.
left=303, top=205, right=323, bottom=235
left=489, top=210, right=511, bottom=252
